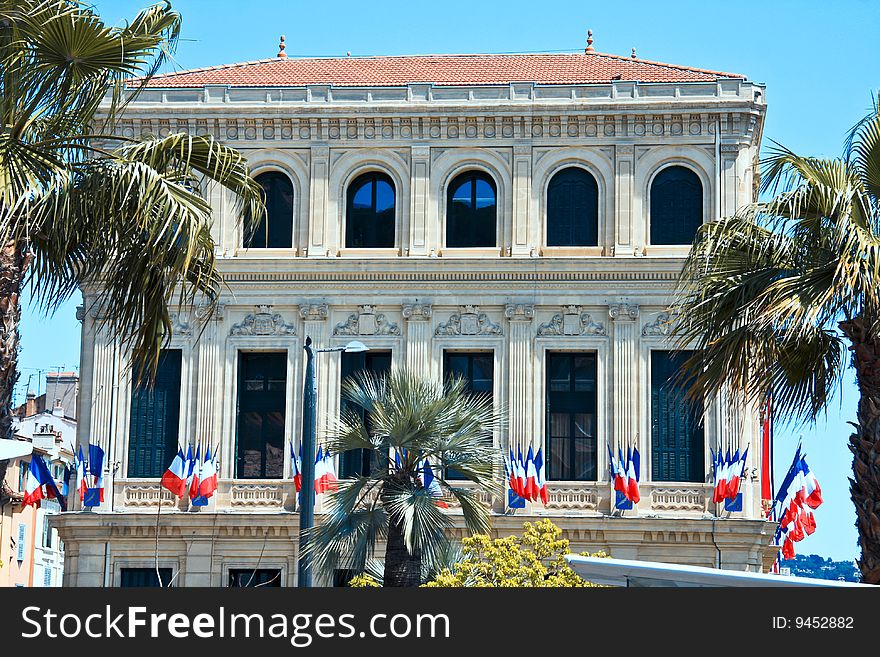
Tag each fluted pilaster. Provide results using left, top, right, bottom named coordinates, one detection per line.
left=608, top=303, right=640, bottom=461
left=403, top=302, right=433, bottom=378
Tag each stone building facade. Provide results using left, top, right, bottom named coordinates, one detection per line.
left=53, top=46, right=774, bottom=586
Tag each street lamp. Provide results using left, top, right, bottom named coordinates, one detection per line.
left=297, top=336, right=369, bottom=588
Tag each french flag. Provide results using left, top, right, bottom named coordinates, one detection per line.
left=800, top=457, right=822, bottom=509
left=188, top=445, right=202, bottom=501
left=76, top=445, right=87, bottom=502
left=290, top=440, right=302, bottom=492
left=626, top=446, right=640, bottom=504
left=728, top=446, right=749, bottom=500
left=524, top=445, right=539, bottom=502
left=534, top=447, right=548, bottom=504
left=198, top=446, right=218, bottom=498
left=422, top=459, right=448, bottom=508
left=617, top=447, right=629, bottom=496
left=516, top=448, right=527, bottom=499
left=319, top=448, right=338, bottom=493
left=88, top=443, right=105, bottom=502
left=508, top=448, right=520, bottom=497
left=161, top=447, right=188, bottom=497
left=22, top=457, right=48, bottom=508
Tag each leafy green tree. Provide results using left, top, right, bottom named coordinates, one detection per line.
left=422, top=519, right=605, bottom=587
left=0, top=0, right=262, bottom=493
left=672, top=97, right=880, bottom=583
left=305, top=369, right=502, bottom=587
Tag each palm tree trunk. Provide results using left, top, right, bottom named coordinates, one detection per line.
left=0, top=241, right=27, bottom=501
left=383, top=516, right=422, bottom=587
left=840, top=317, right=880, bottom=584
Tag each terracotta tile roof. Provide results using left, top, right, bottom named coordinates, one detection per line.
left=142, top=52, right=745, bottom=88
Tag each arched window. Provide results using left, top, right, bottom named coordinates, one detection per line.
left=547, top=167, right=599, bottom=247
left=244, top=171, right=294, bottom=248
left=649, top=165, right=703, bottom=245
left=446, top=171, right=497, bottom=248
left=345, top=172, right=395, bottom=248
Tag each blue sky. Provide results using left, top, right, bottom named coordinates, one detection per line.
left=21, top=0, right=879, bottom=560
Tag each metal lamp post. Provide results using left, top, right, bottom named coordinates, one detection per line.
left=297, top=336, right=368, bottom=588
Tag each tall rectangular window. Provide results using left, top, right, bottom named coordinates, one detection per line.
left=443, top=351, right=493, bottom=478
left=228, top=568, right=282, bottom=587
left=127, top=349, right=182, bottom=478
left=340, top=351, right=392, bottom=478
left=236, top=352, right=287, bottom=479
left=650, top=350, right=704, bottom=482
left=120, top=567, right=173, bottom=587
left=546, top=352, right=597, bottom=480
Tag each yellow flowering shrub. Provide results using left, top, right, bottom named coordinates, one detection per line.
left=347, top=573, right=381, bottom=587
left=423, top=519, right=606, bottom=587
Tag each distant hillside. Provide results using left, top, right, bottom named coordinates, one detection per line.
left=780, top=554, right=860, bottom=582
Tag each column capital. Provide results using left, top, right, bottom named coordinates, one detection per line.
left=402, top=302, right=432, bottom=322
left=504, top=303, right=535, bottom=322
left=299, top=302, right=329, bottom=321
left=608, top=302, right=639, bottom=321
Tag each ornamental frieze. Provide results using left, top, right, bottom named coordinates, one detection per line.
left=230, top=305, right=296, bottom=336
left=333, top=305, right=400, bottom=336
left=537, top=305, right=606, bottom=336
left=642, top=311, right=678, bottom=337
left=435, top=305, right=502, bottom=336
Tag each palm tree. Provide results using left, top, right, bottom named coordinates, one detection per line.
left=0, top=0, right=263, bottom=494
left=671, top=97, right=880, bottom=583
left=305, top=369, right=503, bottom=587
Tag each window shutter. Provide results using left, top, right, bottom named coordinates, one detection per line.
left=650, top=351, right=705, bottom=482
left=43, top=568, right=52, bottom=587
left=128, top=350, right=182, bottom=478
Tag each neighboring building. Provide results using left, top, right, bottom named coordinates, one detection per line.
left=53, top=38, right=774, bottom=586
left=1, top=387, right=75, bottom=587
left=14, top=371, right=79, bottom=421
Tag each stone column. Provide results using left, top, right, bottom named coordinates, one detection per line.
left=511, top=144, right=532, bottom=256
left=504, top=303, right=535, bottom=450
left=402, top=302, right=433, bottom=379
left=299, top=304, right=330, bottom=441
left=409, top=146, right=430, bottom=256
left=85, top=304, right=122, bottom=509
left=608, top=303, right=640, bottom=462
left=307, top=144, right=331, bottom=257
left=194, top=303, right=224, bottom=474
left=614, top=144, right=636, bottom=255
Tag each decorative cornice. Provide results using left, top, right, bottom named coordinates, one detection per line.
left=608, top=302, right=640, bottom=321
left=402, top=302, right=433, bottom=321
left=537, top=305, right=606, bottom=336
left=435, top=305, right=502, bottom=336
left=504, top=303, right=535, bottom=322
left=333, top=305, right=400, bottom=336
left=230, top=305, right=296, bottom=336
left=298, top=303, right=328, bottom=321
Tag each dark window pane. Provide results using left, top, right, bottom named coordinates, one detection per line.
left=339, top=351, right=392, bottom=478
left=228, top=568, right=281, bottom=587
left=446, top=171, right=497, bottom=247
left=547, top=167, right=599, bottom=246
left=442, top=352, right=494, bottom=479
left=546, top=352, right=597, bottom=481
left=236, top=352, right=287, bottom=479
left=244, top=171, right=294, bottom=248
left=650, top=166, right=703, bottom=245
left=120, top=568, right=173, bottom=587
left=650, top=350, right=704, bottom=482
left=346, top=172, right=396, bottom=248
left=128, top=350, right=181, bottom=478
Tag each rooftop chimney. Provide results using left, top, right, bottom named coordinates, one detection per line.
left=277, top=35, right=287, bottom=58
